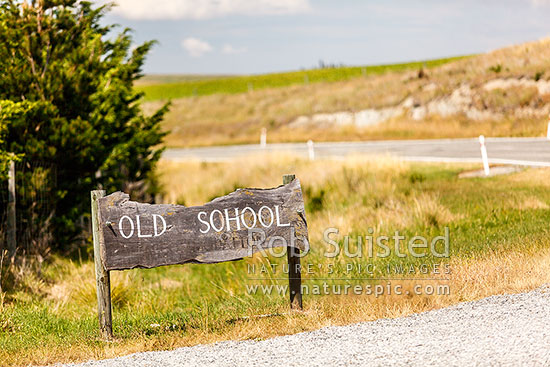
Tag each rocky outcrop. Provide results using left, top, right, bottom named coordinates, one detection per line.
left=288, top=78, right=550, bottom=129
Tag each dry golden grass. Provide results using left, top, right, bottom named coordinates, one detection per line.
left=14, top=248, right=550, bottom=367
left=158, top=154, right=412, bottom=204
left=146, top=38, right=550, bottom=147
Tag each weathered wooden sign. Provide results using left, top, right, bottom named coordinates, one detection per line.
left=91, top=175, right=308, bottom=339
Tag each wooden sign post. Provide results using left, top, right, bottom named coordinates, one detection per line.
left=91, top=190, right=113, bottom=339
left=91, top=176, right=308, bottom=338
left=284, top=174, right=302, bottom=309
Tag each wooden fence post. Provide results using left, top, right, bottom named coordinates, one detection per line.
left=283, top=174, right=303, bottom=310
left=7, top=161, right=16, bottom=262
left=91, top=190, right=113, bottom=339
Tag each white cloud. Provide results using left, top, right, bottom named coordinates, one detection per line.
left=531, top=0, right=550, bottom=6
left=222, top=44, right=247, bottom=55
left=181, top=37, right=213, bottom=57
left=109, top=0, right=311, bottom=20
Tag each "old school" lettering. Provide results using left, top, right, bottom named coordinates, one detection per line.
left=117, top=214, right=167, bottom=239
left=197, top=205, right=289, bottom=233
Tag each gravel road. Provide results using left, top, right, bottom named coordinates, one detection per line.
left=64, top=286, right=550, bottom=367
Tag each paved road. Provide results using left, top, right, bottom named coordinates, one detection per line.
left=163, top=137, right=550, bottom=166
left=65, top=286, right=550, bottom=366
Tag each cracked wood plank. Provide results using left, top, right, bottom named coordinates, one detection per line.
left=97, top=178, right=308, bottom=271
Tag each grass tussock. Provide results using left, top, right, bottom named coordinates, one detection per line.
left=1, top=157, right=550, bottom=366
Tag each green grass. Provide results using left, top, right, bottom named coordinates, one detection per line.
left=137, top=56, right=469, bottom=101
left=135, top=74, right=235, bottom=86
left=1, top=159, right=549, bottom=366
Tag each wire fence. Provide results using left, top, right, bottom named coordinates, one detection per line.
left=0, top=160, right=57, bottom=257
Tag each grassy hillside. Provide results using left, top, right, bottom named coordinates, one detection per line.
left=135, top=74, right=235, bottom=87
left=142, top=39, right=550, bottom=147
left=2, top=156, right=550, bottom=366
left=137, top=57, right=467, bottom=101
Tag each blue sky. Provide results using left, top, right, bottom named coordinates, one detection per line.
left=99, top=0, right=550, bottom=75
